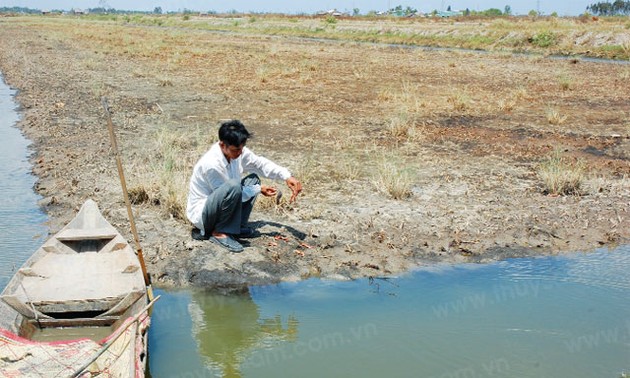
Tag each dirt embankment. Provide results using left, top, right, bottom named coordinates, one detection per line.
left=0, top=16, right=628, bottom=291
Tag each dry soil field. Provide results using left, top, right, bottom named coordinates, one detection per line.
left=0, top=15, right=628, bottom=290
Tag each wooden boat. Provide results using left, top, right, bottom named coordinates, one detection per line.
left=0, top=199, right=155, bottom=377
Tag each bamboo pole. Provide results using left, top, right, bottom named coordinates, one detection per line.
left=101, top=97, right=152, bottom=287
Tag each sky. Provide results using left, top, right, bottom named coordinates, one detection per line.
left=2, top=0, right=595, bottom=16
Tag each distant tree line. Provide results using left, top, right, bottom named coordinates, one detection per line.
left=387, top=5, right=418, bottom=16
left=587, top=0, right=630, bottom=15
left=0, top=6, right=41, bottom=13
left=88, top=7, right=144, bottom=14
left=0, top=6, right=210, bottom=15
left=0, top=6, right=149, bottom=14
left=379, top=4, right=514, bottom=16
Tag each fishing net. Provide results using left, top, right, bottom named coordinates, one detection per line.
left=0, top=315, right=149, bottom=377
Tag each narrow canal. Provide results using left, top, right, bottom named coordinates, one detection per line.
left=0, top=74, right=48, bottom=290
left=1, top=74, right=629, bottom=378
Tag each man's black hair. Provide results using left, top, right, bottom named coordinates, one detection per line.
left=218, top=120, right=251, bottom=147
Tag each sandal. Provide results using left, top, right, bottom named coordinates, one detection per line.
left=210, top=235, right=244, bottom=252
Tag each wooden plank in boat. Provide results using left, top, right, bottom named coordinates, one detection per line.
left=30, top=316, right=119, bottom=328
left=55, top=228, right=118, bottom=241
left=98, top=291, right=144, bottom=317
left=33, top=297, right=123, bottom=314
left=0, top=295, right=52, bottom=320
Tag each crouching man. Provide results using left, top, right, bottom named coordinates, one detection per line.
left=186, top=120, right=303, bottom=252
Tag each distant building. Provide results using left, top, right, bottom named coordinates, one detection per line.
left=435, top=10, right=463, bottom=17
left=316, top=9, right=345, bottom=17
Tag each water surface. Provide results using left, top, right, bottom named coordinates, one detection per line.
left=149, top=246, right=630, bottom=378
left=0, top=74, right=48, bottom=290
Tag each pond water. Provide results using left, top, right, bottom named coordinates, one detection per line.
left=1, top=75, right=629, bottom=378
left=149, top=246, right=630, bottom=378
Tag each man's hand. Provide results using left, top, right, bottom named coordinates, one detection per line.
left=261, top=185, right=278, bottom=197
left=285, top=177, right=303, bottom=203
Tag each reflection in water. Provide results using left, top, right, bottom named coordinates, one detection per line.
left=190, top=290, right=298, bottom=378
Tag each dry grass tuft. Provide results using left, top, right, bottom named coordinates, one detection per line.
left=378, top=81, right=427, bottom=113
left=253, top=180, right=292, bottom=213
left=447, top=90, right=470, bottom=111
left=537, top=150, right=585, bottom=195
left=333, top=160, right=363, bottom=181
left=290, top=157, right=323, bottom=188
left=388, top=112, right=413, bottom=139
left=253, top=178, right=302, bottom=216
left=256, top=66, right=271, bottom=83
left=513, top=86, right=529, bottom=100
left=497, top=98, right=516, bottom=112
left=558, top=74, right=573, bottom=91
left=352, top=65, right=368, bottom=79
left=128, top=185, right=151, bottom=204
left=158, top=76, right=173, bottom=87
left=377, top=87, right=395, bottom=102
left=83, top=58, right=99, bottom=70
left=253, top=194, right=278, bottom=212
left=546, top=108, right=567, bottom=125
left=162, top=186, right=187, bottom=220
left=129, top=125, right=217, bottom=220
left=374, top=158, right=413, bottom=200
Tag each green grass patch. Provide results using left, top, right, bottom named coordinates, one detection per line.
left=530, top=30, right=556, bottom=47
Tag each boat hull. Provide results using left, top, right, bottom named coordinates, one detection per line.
left=0, top=200, right=151, bottom=377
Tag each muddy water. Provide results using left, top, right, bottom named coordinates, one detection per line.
left=0, top=74, right=47, bottom=290
left=149, top=246, right=630, bottom=378
left=1, top=74, right=629, bottom=378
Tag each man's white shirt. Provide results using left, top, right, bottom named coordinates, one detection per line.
left=186, top=142, right=291, bottom=233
